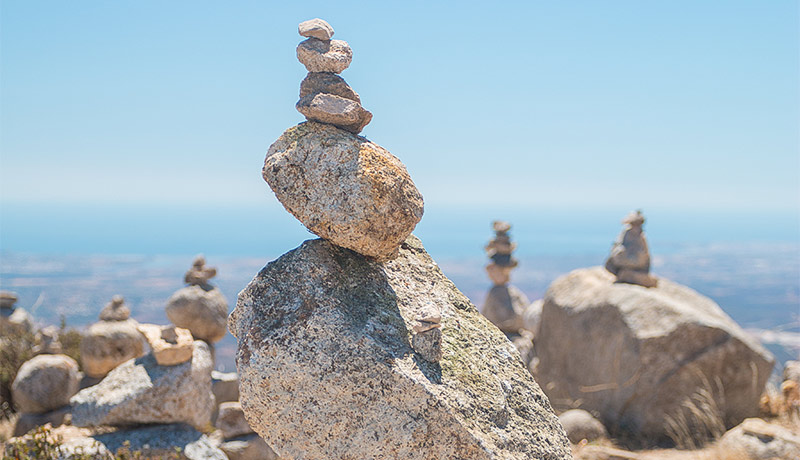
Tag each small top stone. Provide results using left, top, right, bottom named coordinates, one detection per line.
left=184, top=255, right=217, bottom=286
left=605, top=209, right=657, bottom=287
left=99, top=295, right=131, bottom=321
left=298, top=18, right=334, bottom=41
left=0, top=291, right=18, bottom=309
left=485, top=220, right=518, bottom=268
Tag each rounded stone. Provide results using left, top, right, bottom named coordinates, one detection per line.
left=296, top=38, right=352, bottom=73
left=298, top=18, right=334, bottom=40
left=296, top=93, right=372, bottom=134
left=81, top=319, right=147, bottom=378
left=11, top=354, right=80, bottom=413
left=558, top=409, right=608, bottom=444
left=165, top=285, right=229, bottom=343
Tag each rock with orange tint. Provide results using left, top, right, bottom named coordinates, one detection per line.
left=262, top=122, right=423, bottom=260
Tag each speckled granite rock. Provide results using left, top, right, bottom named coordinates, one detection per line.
left=263, top=122, right=424, bottom=261
left=216, top=401, right=253, bottom=439
left=297, top=38, right=352, bottom=73
left=138, top=323, right=194, bottom=366
left=221, top=433, right=281, bottom=460
left=80, top=318, right=146, bottom=378
left=166, top=285, right=229, bottom=343
left=536, top=266, right=774, bottom=440
left=298, top=18, right=334, bottom=40
left=12, top=354, right=80, bottom=413
left=296, top=92, right=372, bottom=134
left=228, top=235, right=571, bottom=460
left=300, top=72, right=360, bottom=103
left=70, top=341, right=214, bottom=430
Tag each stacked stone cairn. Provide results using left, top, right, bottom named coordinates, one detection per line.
left=0, top=290, right=33, bottom=335
left=605, top=209, right=657, bottom=288
left=80, top=295, right=146, bottom=379
left=295, top=18, right=372, bottom=134
left=166, top=255, right=229, bottom=344
left=227, top=19, right=571, bottom=459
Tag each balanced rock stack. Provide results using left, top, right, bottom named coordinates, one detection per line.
left=0, top=290, right=33, bottom=335
left=481, top=221, right=529, bottom=334
left=230, top=19, right=571, bottom=460
left=605, top=210, right=657, bottom=288
left=295, top=18, right=372, bottom=134
left=80, top=295, right=147, bottom=379
left=166, top=255, right=229, bottom=344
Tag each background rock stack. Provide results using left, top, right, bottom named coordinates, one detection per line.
left=295, top=18, right=372, bottom=134
left=229, top=19, right=571, bottom=460
left=481, top=221, right=530, bottom=335
left=166, top=255, right=229, bottom=345
left=605, top=209, right=657, bottom=287
left=0, top=290, right=33, bottom=335
left=80, top=295, right=146, bottom=379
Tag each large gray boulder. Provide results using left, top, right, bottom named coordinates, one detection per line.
left=80, top=318, right=146, bottom=378
left=12, top=354, right=80, bottom=414
left=263, top=122, right=424, bottom=261
left=535, top=267, right=774, bottom=440
left=229, top=235, right=571, bottom=460
left=70, top=341, right=215, bottom=430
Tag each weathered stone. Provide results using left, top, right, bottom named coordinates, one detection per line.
left=221, top=433, right=281, bottom=460
left=509, top=329, right=536, bottom=374
left=296, top=92, right=372, bottom=134
left=91, top=424, right=227, bottom=460
left=298, top=18, right=334, bottom=41
left=605, top=210, right=657, bottom=288
left=98, top=295, right=130, bottom=321
left=0, top=305, right=33, bottom=335
left=70, top=341, right=215, bottom=430
left=535, top=267, right=775, bottom=440
left=34, top=325, right=63, bottom=354
left=718, top=418, right=800, bottom=459
left=263, top=122, right=424, bottom=261
left=138, top=323, right=194, bottom=366
left=558, top=409, right=608, bottom=444
left=12, top=354, right=80, bottom=414
left=481, top=284, right=529, bottom=334
left=411, top=327, right=442, bottom=363
left=80, top=318, right=146, bottom=378
left=300, top=72, right=360, bottom=103
left=166, top=285, right=229, bottom=343
left=217, top=401, right=253, bottom=439
left=523, top=299, right=543, bottom=335
left=13, top=405, right=71, bottom=436
left=185, top=254, right=218, bottom=286
left=784, top=360, right=800, bottom=384
left=212, top=370, right=240, bottom=404
left=485, top=262, right=513, bottom=285
left=229, top=235, right=571, bottom=460
left=0, top=290, right=17, bottom=309
left=297, top=38, right=352, bottom=73
left=485, top=221, right=518, bottom=270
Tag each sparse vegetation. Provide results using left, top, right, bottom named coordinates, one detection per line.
left=58, top=316, right=84, bottom=367
left=663, top=373, right=726, bottom=450
left=0, top=329, right=36, bottom=417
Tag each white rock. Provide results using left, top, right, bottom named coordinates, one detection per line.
left=558, top=409, right=608, bottom=444
left=11, top=354, right=80, bottom=414
left=80, top=318, right=147, bottom=378
left=166, top=285, right=229, bottom=343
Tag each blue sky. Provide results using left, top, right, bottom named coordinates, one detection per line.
left=1, top=1, right=798, bottom=216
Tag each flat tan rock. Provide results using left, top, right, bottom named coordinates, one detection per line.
left=296, top=92, right=372, bottom=134
left=298, top=18, right=334, bottom=40
left=263, top=122, right=423, bottom=261
left=138, top=323, right=194, bottom=366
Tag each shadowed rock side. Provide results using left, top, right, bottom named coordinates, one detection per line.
left=535, top=267, right=774, bottom=440
left=229, top=235, right=571, bottom=460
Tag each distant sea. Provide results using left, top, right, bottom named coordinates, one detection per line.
left=1, top=203, right=798, bottom=373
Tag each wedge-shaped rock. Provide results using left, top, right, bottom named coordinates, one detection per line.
left=296, top=93, right=372, bottom=134
left=263, top=122, right=423, bottom=261
left=298, top=18, right=334, bottom=40
left=300, top=72, right=360, bottom=103
left=535, top=267, right=774, bottom=440
left=70, top=341, right=214, bottom=430
left=297, top=38, right=352, bottom=73
left=228, top=236, right=571, bottom=460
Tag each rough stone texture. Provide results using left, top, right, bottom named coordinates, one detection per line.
left=98, top=295, right=130, bottom=321
left=558, top=409, right=608, bottom=444
left=166, top=285, right=229, bottom=343
left=138, top=323, right=194, bottom=366
left=481, top=284, right=529, bottom=334
left=229, top=235, right=571, bottom=460
left=535, top=267, right=775, bottom=439
left=221, top=433, right=281, bottom=460
left=297, top=38, right=352, bottom=73
left=263, top=122, right=424, bottom=261
left=11, top=354, right=80, bottom=414
left=509, top=330, right=536, bottom=374
left=212, top=370, right=240, bottom=404
left=70, top=341, right=215, bottom=430
left=217, top=401, right=253, bottom=439
left=784, top=360, right=800, bottom=384
left=13, top=405, right=70, bottom=436
left=296, top=92, right=372, bottom=134
left=92, top=424, right=227, bottom=460
left=0, top=306, right=33, bottom=335
left=298, top=18, right=334, bottom=40
left=80, top=318, right=146, bottom=378
left=34, top=325, right=63, bottom=354
left=718, top=418, right=800, bottom=459
left=300, top=72, right=360, bottom=103
left=523, top=299, right=543, bottom=335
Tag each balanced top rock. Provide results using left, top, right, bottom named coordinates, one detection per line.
left=605, top=210, right=657, bottom=288
left=99, top=295, right=130, bottom=321
left=295, top=18, right=372, bottom=134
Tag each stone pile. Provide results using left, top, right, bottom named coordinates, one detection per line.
left=166, top=255, right=229, bottom=344
left=605, top=210, right=657, bottom=288
left=481, top=221, right=529, bottom=334
left=0, top=290, right=33, bottom=335
left=230, top=19, right=571, bottom=460
left=80, top=295, right=146, bottom=379
left=295, top=18, right=372, bottom=134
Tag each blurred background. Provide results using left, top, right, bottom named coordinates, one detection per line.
left=1, top=1, right=798, bottom=371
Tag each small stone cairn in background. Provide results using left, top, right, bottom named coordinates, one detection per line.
left=605, top=209, right=657, bottom=287
left=0, top=290, right=33, bottom=335
left=80, top=295, right=146, bottom=379
left=166, top=255, right=229, bottom=345
left=295, top=18, right=372, bottom=134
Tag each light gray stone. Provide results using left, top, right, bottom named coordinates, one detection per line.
left=228, top=235, right=571, bottom=460
left=98, top=295, right=130, bottom=321
left=296, top=92, right=372, bottom=134
left=297, top=38, right=352, bottom=73
left=718, top=418, right=800, bottom=459
left=522, top=299, right=543, bottom=335
left=558, top=409, right=608, bottom=444
left=263, top=122, right=424, bottom=261
left=70, top=341, right=215, bottom=430
left=80, top=318, right=146, bottom=378
left=138, top=323, right=194, bottom=366
left=217, top=401, right=253, bottom=439
left=220, top=433, right=281, bottom=460
left=91, top=423, right=227, bottom=460
left=299, top=72, right=360, bottom=103
left=212, top=370, right=239, bottom=403
left=298, top=18, right=334, bottom=41
left=166, top=285, right=229, bottom=343
left=481, top=284, right=529, bottom=334
left=535, top=267, right=775, bottom=440
left=12, top=354, right=80, bottom=414
left=34, top=325, right=63, bottom=354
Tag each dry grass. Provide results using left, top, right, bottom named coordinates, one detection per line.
left=663, top=372, right=727, bottom=450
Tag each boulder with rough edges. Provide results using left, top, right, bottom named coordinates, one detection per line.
left=535, top=267, right=774, bottom=439
left=297, top=38, right=352, bottom=73
left=166, top=285, right=229, bottom=343
left=228, top=235, right=571, bottom=460
left=12, top=354, right=80, bottom=414
left=80, top=318, right=146, bottom=378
